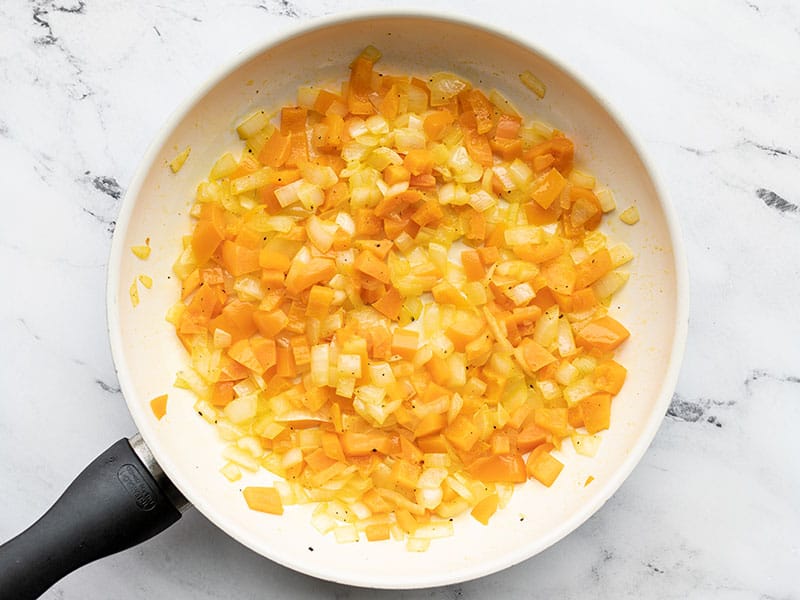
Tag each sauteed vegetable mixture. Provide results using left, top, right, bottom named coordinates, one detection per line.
left=166, top=47, right=633, bottom=550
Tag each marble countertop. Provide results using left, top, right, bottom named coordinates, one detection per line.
left=1, top=1, right=798, bottom=598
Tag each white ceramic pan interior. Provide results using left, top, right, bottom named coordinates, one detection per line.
left=108, top=12, right=688, bottom=589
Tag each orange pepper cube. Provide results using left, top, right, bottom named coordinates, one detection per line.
left=391, top=329, right=418, bottom=360
left=528, top=451, right=564, bottom=487
left=243, top=486, right=284, bottom=515
left=354, top=249, right=390, bottom=283
left=531, top=168, right=567, bottom=209
left=306, top=285, right=335, bottom=318
left=580, top=393, right=612, bottom=434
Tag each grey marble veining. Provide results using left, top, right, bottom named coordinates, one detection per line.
left=1, top=1, right=798, bottom=598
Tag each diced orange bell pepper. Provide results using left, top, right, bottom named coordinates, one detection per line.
left=524, top=135, right=574, bottom=174
left=211, top=382, right=234, bottom=407
left=258, top=131, right=291, bottom=168
left=186, top=284, right=222, bottom=323
left=191, top=204, right=226, bottom=265
left=575, top=316, right=630, bottom=351
left=251, top=337, right=277, bottom=371
left=592, top=360, right=627, bottom=395
left=461, top=249, right=485, bottom=281
left=384, top=164, right=411, bottom=185
left=217, top=355, right=249, bottom=382
left=463, top=89, right=494, bottom=134
left=516, top=423, right=548, bottom=453
left=312, top=89, right=339, bottom=113
left=243, top=486, right=283, bottom=515
left=477, top=246, right=500, bottom=265
left=347, top=57, right=375, bottom=116
left=209, top=300, right=257, bottom=342
left=275, top=343, right=296, bottom=378
left=365, top=523, right=391, bottom=542
left=574, top=248, right=613, bottom=289
left=252, top=309, right=288, bottom=338
left=403, top=149, right=435, bottom=176
left=534, top=408, right=569, bottom=437
left=525, top=199, right=562, bottom=226
left=354, top=209, right=383, bottom=236
left=423, top=110, right=454, bottom=141
left=306, top=285, right=335, bottom=318
left=571, top=288, right=599, bottom=313
left=409, top=173, right=436, bottom=188
left=471, top=493, right=499, bottom=525
left=541, top=254, right=577, bottom=296
left=150, top=394, right=168, bottom=420
left=321, top=431, right=346, bottom=462
left=533, top=153, right=556, bottom=172
left=461, top=122, right=493, bottom=167
left=531, top=168, right=567, bottom=210
left=180, top=268, right=202, bottom=300
left=444, top=415, right=480, bottom=452
left=489, top=136, right=523, bottom=161
left=414, top=412, right=448, bottom=439
left=410, top=197, right=444, bottom=227
left=280, top=106, right=307, bottom=135
left=379, top=83, right=401, bottom=120
left=527, top=451, right=563, bottom=487
left=354, top=250, right=390, bottom=284
left=467, top=453, right=527, bottom=483
left=372, top=286, right=402, bottom=320
left=568, top=405, right=585, bottom=428
left=518, top=338, right=557, bottom=373
left=341, top=431, right=392, bottom=456
left=580, top=393, right=612, bottom=434
left=285, top=257, right=336, bottom=295
left=494, top=114, right=521, bottom=139
left=221, top=241, right=260, bottom=277
left=228, top=339, right=262, bottom=373
left=355, top=239, right=393, bottom=260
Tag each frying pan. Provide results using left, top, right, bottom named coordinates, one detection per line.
left=0, top=11, right=688, bottom=597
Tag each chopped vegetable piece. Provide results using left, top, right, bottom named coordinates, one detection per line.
left=619, top=205, right=640, bottom=224
left=169, top=146, right=191, bottom=173
left=131, top=245, right=151, bottom=260
left=592, top=360, right=627, bottom=395
left=531, top=168, right=566, bottom=209
left=470, top=493, right=499, bottom=525
left=528, top=451, right=563, bottom=487
left=150, top=394, right=168, bottom=420
left=575, top=316, right=630, bottom=351
left=129, top=280, right=140, bottom=308
left=243, top=486, right=284, bottom=515
left=138, top=275, right=153, bottom=289
left=580, top=393, right=612, bottom=434
left=519, top=70, right=546, bottom=99
left=467, top=454, right=527, bottom=483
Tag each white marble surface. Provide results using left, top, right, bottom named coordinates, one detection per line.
left=1, top=0, right=798, bottom=598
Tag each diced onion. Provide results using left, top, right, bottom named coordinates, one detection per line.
left=519, top=70, right=546, bottom=99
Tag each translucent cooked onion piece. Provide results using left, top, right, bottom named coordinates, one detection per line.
left=428, top=72, right=471, bottom=106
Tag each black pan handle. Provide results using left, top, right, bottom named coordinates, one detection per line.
left=0, top=436, right=188, bottom=599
